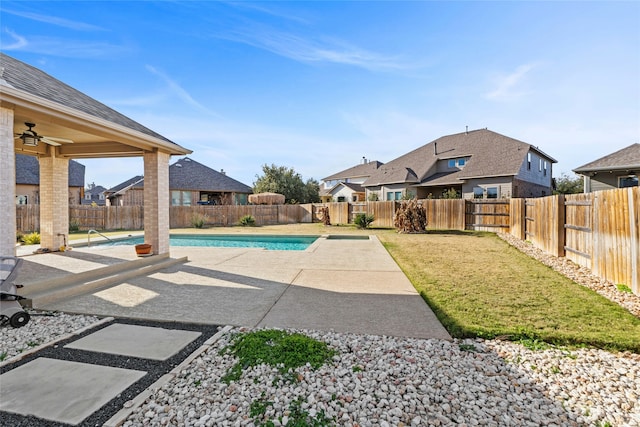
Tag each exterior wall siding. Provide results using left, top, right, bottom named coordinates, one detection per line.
left=462, top=178, right=513, bottom=199
left=515, top=149, right=553, bottom=188
left=589, top=174, right=626, bottom=192
left=512, top=178, right=552, bottom=198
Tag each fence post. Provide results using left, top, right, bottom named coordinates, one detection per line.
left=509, top=198, right=525, bottom=240
left=629, top=187, right=639, bottom=295
left=553, top=194, right=566, bottom=257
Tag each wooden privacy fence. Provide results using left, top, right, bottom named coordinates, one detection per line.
left=168, top=205, right=305, bottom=228
left=15, top=188, right=639, bottom=294
left=509, top=187, right=640, bottom=294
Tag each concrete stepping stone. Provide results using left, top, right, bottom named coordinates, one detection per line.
left=0, top=358, right=145, bottom=425
left=64, top=323, right=202, bottom=360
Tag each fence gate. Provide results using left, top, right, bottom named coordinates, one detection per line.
left=465, top=200, right=510, bottom=232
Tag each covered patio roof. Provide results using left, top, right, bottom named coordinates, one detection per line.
left=0, top=52, right=192, bottom=257
left=1, top=53, right=190, bottom=159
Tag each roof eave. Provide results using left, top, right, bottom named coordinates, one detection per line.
left=574, top=164, right=640, bottom=174
left=2, top=85, right=192, bottom=156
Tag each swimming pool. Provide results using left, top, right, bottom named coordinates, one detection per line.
left=91, top=234, right=319, bottom=251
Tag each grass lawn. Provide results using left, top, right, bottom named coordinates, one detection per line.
left=378, top=230, right=640, bottom=352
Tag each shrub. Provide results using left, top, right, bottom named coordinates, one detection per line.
left=21, top=231, right=41, bottom=245
left=319, top=206, right=331, bottom=225
left=394, top=199, right=427, bottom=233
left=190, top=213, right=209, bottom=229
left=239, top=215, right=256, bottom=226
left=69, top=219, right=81, bottom=233
left=354, top=213, right=374, bottom=229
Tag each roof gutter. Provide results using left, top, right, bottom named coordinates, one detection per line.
left=574, top=165, right=640, bottom=173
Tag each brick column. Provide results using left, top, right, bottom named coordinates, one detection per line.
left=39, top=153, right=69, bottom=250
left=144, top=150, right=170, bottom=255
left=0, top=107, right=16, bottom=256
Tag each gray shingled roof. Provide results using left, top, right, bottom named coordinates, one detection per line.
left=322, top=160, right=384, bottom=181
left=342, top=182, right=365, bottom=193
left=573, top=143, right=640, bottom=173
left=106, top=176, right=144, bottom=193
left=1, top=53, right=175, bottom=145
left=364, top=129, right=556, bottom=187
left=170, top=158, right=252, bottom=192
left=15, top=154, right=85, bottom=187
left=107, top=158, right=253, bottom=193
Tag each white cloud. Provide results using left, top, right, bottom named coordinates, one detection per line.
left=485, top=63, right=538, bottom=100
left=0, top=29, right=131, bottom=58
left=2, top=9, right=106, bottom=31
left=218, top=26, right=409, bottom=72
left=0, top=29, right=27, bottom=50
left=125, top=65, right=218, bottom=117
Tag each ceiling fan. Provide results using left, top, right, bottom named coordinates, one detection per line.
left=15, top=122, right=74, bottom=147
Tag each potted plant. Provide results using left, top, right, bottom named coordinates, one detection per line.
left=135, top=243, right=152, bottom=256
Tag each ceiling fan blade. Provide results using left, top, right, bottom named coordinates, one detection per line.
left=40, top=137, right=62, bottom=146
left=43, top=136, right=74, bottom=144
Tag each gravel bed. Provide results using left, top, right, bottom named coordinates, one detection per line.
left=497, top=233, right=640, bottom=318
left=0, top=310, right=100, bottom=362
left=121, top=327, right=639, bottom=427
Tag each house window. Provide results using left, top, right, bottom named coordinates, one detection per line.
left=337, top=196, right=346, bottom=202
left=539, top=159, right=543, bottom=172
left=527, top=153, right=531, bottom=170
left=487, top=187, right=499, bottom=199
left=543, top=161, right=548, bottom=176
left=352, top=195, right=358, bottom=202
left=395, top=191, right=402, bottom=200
left=85, top=193, right=91, bottom=200
left=386, top=192, right=393, bottom=201
left=16, top=195, right=28, bottom=205
left=171, top=191, right=181, bottom=206
left=99, top=193, right=105, bottom=200
left=182, top=191, right=192, bottom=206
left=619, top=175, right=639, bottom=188
left=473, top=187, right=484, bottom=199
left=448, top=158, right=466, bottom=168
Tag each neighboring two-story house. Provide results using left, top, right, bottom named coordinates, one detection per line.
left=573, top=143, right=639, bottom=193
left=15, top=154, right=85, bottom=205
left=320, top=159, right=384, bottom=202
left=82, top=183, right=108, bottom=206
left=105, top=157, right=253, bottom=206
left=362, top=129, right=556, bottom=200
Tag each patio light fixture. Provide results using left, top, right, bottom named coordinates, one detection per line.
left=19, top=123, right=40, bottom=146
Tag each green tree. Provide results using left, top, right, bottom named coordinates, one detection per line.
left=553, top=173, right=584, bottom=194
left=253, top=164, right=320, bottom=204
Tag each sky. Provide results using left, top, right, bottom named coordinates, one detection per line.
left=1, top=1, right=639, bottom=189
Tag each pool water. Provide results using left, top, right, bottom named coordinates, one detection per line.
left=98, top=234, right=319, bottom=251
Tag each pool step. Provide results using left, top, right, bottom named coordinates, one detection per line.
left=19, top=254, right=188, bottom=308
